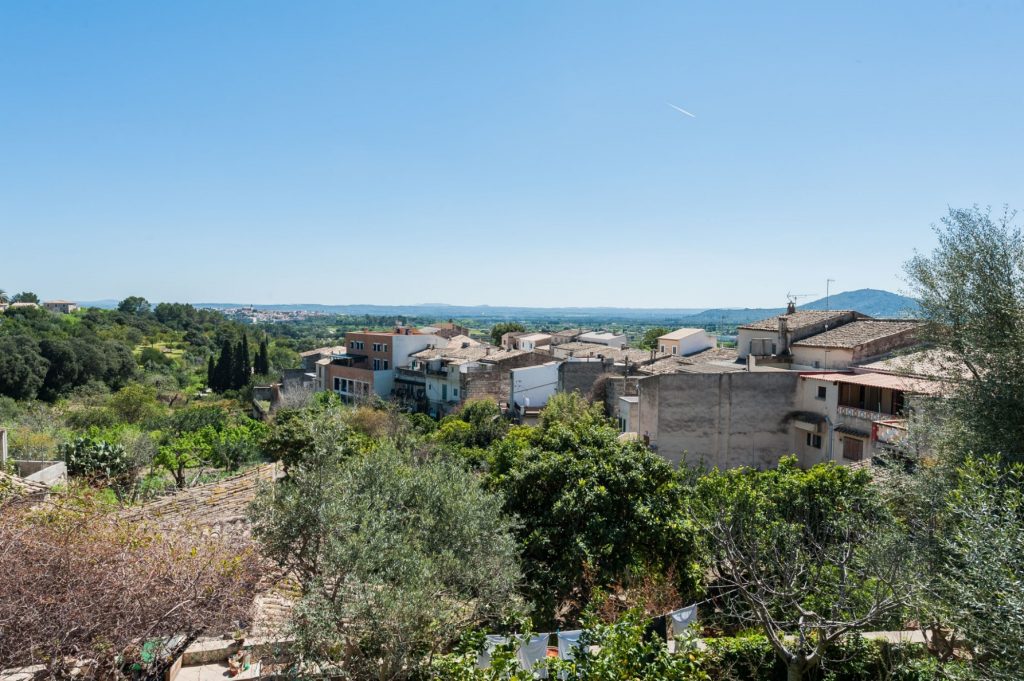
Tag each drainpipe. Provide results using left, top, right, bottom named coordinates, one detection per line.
left=824, top=415, right=835, bottom=463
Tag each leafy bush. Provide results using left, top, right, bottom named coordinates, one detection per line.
left=60, top=436, right=138, bottom=501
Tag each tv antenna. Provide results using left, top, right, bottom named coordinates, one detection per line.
left=786, top=291, right=816, bottom=307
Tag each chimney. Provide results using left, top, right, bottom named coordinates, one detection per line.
left=778, top=315, right=791, bottom=355
left=786, top=300, right=797, bottom=315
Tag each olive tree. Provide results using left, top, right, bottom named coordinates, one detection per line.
left=250, top=418, right=524, bottom=680
left=904, top=205, right=1024, bottom=463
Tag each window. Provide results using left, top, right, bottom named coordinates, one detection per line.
left=383, top=360, right=389, bottom=370
left=453, top=388, right=458, bottom=397
left=373, top=359, right=381, bottom=370
left=816, top=386, right=827, bottom=400
left=671, top=346, right=677, bottom=355
left=350, top=340, right=364, bottom=350
left=372, top=342, right=389, bottom=352
left=806, top=433, right=822, bottom=449
left=333, top=377, right=341, bottom=391
left=660, top=345, right=665, bottom=353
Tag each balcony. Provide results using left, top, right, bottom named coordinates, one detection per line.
left=837, top=405, right=886, bottom=422
left=395, top=368, right=426, bottom=384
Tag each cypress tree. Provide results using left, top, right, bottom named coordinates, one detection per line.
left=233, top=335, right=251, bottom=390
left=213, top=339, right=234, bottom=392
left=255, top=338, right=270, bottom=375
left=206, top=355, right=215, bottom=389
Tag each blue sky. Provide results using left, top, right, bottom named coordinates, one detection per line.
left=2, top=1, right=1022, bottom=308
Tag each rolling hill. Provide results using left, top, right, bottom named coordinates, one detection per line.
left=677, top=289, right=919, bottom=327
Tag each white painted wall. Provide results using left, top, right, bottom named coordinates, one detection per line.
left=790, top=346, right=855, bottom=370
left=737, top=329, right=779, bottom=359
left=671, top=331, right=715, bottom=356
left=510, top=361, right=562, bottom=408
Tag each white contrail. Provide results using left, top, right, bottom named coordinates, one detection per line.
left=668, top=102, right=696, bottom=118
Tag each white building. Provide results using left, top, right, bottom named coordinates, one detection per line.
left=510, top=361, right=562, bottom=411
left=656, top=328, right=715, bottom=357
left=514, top=332, right=552, bottom=352
left=576, top=331, right=627, bottom=348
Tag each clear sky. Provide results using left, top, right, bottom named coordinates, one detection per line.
left=2, top=1, right=1022, bottom=308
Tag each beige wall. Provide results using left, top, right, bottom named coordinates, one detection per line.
left=638, top=371, right=800, bottom=470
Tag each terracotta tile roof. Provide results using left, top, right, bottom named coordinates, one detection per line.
left=300, top=345, right=346, bottom=357
left=0, top=471, right=51, bottom=498
left=638, top=346, right=743, bottom=375
left=122, top=463, right=282, bottom=538
left=802, top=371, right=943, bottom=394
left=739, top=310, right=855, bottom=332
left=411, top=343, right=496, bottom=362
left=792, top=320, right=921, bottom=349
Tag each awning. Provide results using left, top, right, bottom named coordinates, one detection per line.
left=835, top=424, right=870, bottom=438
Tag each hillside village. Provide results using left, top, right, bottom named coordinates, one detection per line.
left=287, top=300, right=935, bottom=472
left=0, top=268, right=1002, bottom=681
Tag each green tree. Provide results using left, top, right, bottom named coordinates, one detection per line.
left=695, top=458, right=912, bottom=681
left=209, top=421, right=267, bottom=470
left=107, top=383, right=163, bottom=424
left=904, top=205, right=1024, bottom=463
left=211, top=339, right=234, bottom=392
left=235, top=334, right=251, bottom=389
left=251, top=421, right=523, bottom=680
left=116, top=296, right=151, bottom=316
left=11, top=291, right=39, bottom=304
left=0, top=336, right=48, bottom=400
left=206, top=355, right=215, bottom=388
left=489, top=392, right=702, bottom=625
left=895, top=456, right=1024, bottom=679
left=254, top=338, right=270, bottom=375
left=155, top=427, right=216, bottom=488
left=0, top=289, right=8, bottom=304
left=490, top=322, right=525, bottom=346
left=637, top=326, right=669, bottom=351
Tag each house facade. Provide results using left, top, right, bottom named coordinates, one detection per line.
left=43, top=300, right=78, bottom=314
left=657, top=328, right=715, bottom=357
left=317, top=327, right=445, bottom=401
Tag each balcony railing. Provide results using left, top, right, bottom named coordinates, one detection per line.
left=837, top=405, right=887, bottom=422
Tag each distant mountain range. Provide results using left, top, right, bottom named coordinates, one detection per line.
left=192, top=302, right=708, bottom=321
left=676, top=289, right=920, bottom=326
left=75, top=289, right=918, bottom=325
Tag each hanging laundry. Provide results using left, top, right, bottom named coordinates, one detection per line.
left=518, top=634, right=551, bottom=677
left=476, top=634, right=510, bottom=669
left=556, top=630, right=584, bottom=660
left=668, top=604, right=699, bottom=638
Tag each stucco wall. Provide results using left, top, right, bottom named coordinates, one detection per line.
left=639, top=371, right=801, bottom=470
left=510, top=361, right=561, bottom=408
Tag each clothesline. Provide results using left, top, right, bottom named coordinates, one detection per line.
left=476, top=603, right=701, bottom=673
